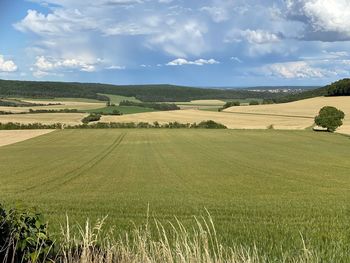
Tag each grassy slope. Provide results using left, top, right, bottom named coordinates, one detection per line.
left=0, top=129, right=350, bottom=260
left=86, top=105, right=156, bottom=115
left=100, top=93, right=141, bottom=104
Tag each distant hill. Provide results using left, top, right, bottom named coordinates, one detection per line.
left=1, top=78, right=347, bottom=103
left=272, top=79, right=350, bottom=103
left=0, top=79, right=300, bottom=102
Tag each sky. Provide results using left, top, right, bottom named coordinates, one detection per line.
left=0, top=0, right=350, bottom=87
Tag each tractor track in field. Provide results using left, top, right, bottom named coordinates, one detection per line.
left=22, top=132, right=127, bottom=193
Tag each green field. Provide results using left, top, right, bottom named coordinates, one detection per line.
left=100, top=93, right=141, bottom=105
left=86, top=105, right=155, bottom=114
left=1, top=129, right=350, bottom=260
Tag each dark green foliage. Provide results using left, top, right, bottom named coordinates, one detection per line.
left=314, top=106, right=345, bottom=132
left=262, top=99, right=274, bottom=104
left=0, top=111, right=14, bottom=115
left=119, top=100, right=180, bottom=111
left=82, top=113, right=101, bottom=124
left=0, top=99, right=59, bottom=107
left=0, top=79, right=291, bottom=102
left=0, top=122, right=63, bottom=130
left=221, top=101, right=240, bottom=110
left=249, top=100, right=260, bottom=105
left=194, top=120, right=227, bottom=129
left=28, top=108, right=79, bottom=113
left=0, top=204, right=53, bottom=263
left=325, top=78, right=350, bottom=96
left=87, top=109, right=123, bottom=116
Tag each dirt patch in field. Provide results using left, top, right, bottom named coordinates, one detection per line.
left=0, top=130, right=54, bottom=147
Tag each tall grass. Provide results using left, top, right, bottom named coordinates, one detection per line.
left=11, top=213, right=319, bottom=263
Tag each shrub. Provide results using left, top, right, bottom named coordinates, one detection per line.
left=221, top=101, right=240, bottom=110
left=0, top=204, right=54, bottom=263
left=82, top=114, right=101, bottom=124
left=314, top=106, right=345, bottom=132
left=194, top=120, right=227, bottom=129
left=249, top=100, right=260, bottom=105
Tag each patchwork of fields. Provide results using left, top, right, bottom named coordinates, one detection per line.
left=1, top=129, right=350, bottom=259
left=1, top=96, right=349, bottom=135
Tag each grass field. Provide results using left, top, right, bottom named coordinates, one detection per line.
left=100, top=93, right=141, bottom=105
left=1, top=129, right=350, bottom=260
left=86, top=105, right=155, bottom=115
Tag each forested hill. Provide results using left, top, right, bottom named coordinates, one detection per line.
left=0, top=78, right=348, bottom=103
left=0, top=79, right=304, bottom=102
left=272, top=78, right=350, bottom=103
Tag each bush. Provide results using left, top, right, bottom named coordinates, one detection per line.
left=82, top=114, right=101, bottom=124
left=221, top=101, right=240, bottom=110
left=314, top=106, right=345, bottom=132
left=194, top=120, right=227, bottom=129
left=0, top=204, right=53, bottom=263
left=249, top=100, right=260, bottom=105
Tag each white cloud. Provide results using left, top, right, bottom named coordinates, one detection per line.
left=264, top=61, right=330, bottom=79
left=286, top=0, right=350, bottom=40
left=226, top=29, right=282, bottom=44
left=166, top=58, right=219, bottom=66
left=106, top=65, right=125, bottom=70
left=32, top=56, right=99, bottom=77
left=0, top=55, right=18, bottom=72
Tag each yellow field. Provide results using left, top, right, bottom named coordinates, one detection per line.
left=100, top=97, right=350, bottom=134
left=0, top=113, right=87, bottom=125
left=101, top=109, right=313, bottom=130
left=223, top=96, right=350, bottom=135
left=0, top=130, right=54, bottom=147
left=0, top=100, right=105, bottom=113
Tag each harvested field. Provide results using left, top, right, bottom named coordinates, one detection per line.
left=0, top=99, right=106, bottom=113
left=101, top=109, right=313, bottom=130
left=223, top=96, right=350, bottom=135
left=0, top=129, right=54, bottom=147
left=224, top=96, right=350, bottom=118
left=0, top=113, right=87, bottom=125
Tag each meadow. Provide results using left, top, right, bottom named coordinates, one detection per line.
left=1, top=129, right=350, bottom=261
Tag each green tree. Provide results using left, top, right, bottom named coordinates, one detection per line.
left=314, top=106, right=345, bottom=132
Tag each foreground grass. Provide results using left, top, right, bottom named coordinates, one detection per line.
left=1, top=129, right=350, bottom=261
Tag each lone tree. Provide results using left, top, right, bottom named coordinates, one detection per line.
left=315, top=106, right=345, bottom=132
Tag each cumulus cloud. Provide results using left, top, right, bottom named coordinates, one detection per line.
left=166, top=58, right=219, bottom=66
left=264, top=61, right=331, bottom=79
left=31, top=56, right=100, bottom=77
left=225, top=29, right=282, bottom=44
left=0, top=55, right=18, bottom=72
left=286, top=0, right=350, bottom=41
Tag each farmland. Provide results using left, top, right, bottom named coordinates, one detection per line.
left=1, top=129, right=350, bottom=260
left=100, top=96, right=350, bottom=134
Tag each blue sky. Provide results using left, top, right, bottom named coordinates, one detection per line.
left=0, top=0, right=350, bottom=87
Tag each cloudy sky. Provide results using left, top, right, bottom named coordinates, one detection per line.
left=0, top=0, right=350, bottom=86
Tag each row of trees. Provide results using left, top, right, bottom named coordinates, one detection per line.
left=119, top=100, right=180, bottom=111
